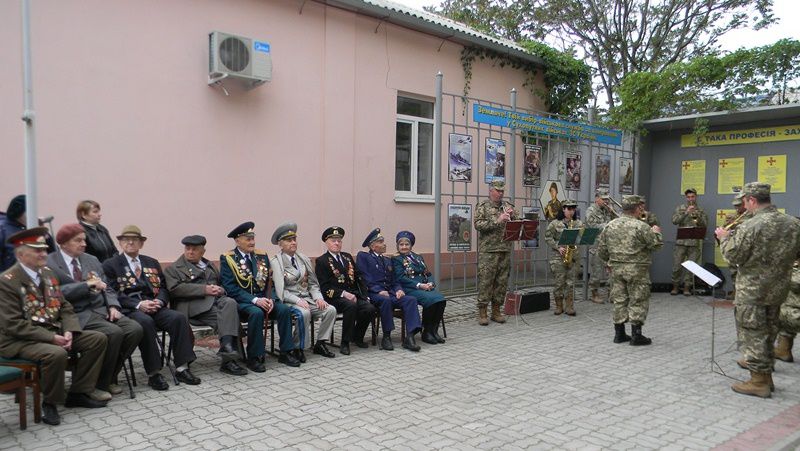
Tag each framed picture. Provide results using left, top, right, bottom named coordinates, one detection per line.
left=448, top=133, right=472, bottom=182
left=521, top=206, right=540, bottom=249
left=540, top=180, right=566, bottom=221
left=484, top=138, right=506, bottom=184
left=619, top=157, right=634, bottom=194
left=447, top=204, right=473, bottom=251
left=566, top=153, right=582, bottom=191
left=595, top=154, right=611, bottom=190
left=523, top=144, right=542, bottom=187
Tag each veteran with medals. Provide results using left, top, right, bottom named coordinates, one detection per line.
left=103, top=225, right=199, bottom=390
left=0, top=227, right=108, bottom=425
left=314, top=226, right=377, bottom=355
left=270, top=222, right=336, bottom=360
left=220, top=222, right=303, bottom=371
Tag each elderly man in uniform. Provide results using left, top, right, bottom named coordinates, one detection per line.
left=164, top=235, right=248, bottom=376
left=0, top=227, right=108, bottom=425
left=670, top=188, right=708, bottom=296
left=103, top=225, right=199, bottom=390
left=597, top=195, right=663, bottom=345
left=220, top=222, right=303, bottom=371
left=585, top=188, right=615, bottom=303
left=357, top=228, right=422, bottom=352
left=717, top=182, right=800, bottom=398
left=46, top=223, right=143, bottom=399
left=474, top=180, right=518, bottom=325
left=270, top=222, right=336, bottom=360
left=315, top=226, right=377, bottom=355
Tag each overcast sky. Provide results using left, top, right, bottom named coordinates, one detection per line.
left=393, top=0, right=799, bottom=52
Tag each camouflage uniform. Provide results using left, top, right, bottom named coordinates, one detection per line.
left=641, top=210, right=660, bottom=227
left=544, top=218, right=583, bottom=302
left=723, top=210, right=752, bottom=288
left=585, top=203, right=615, bottom=290
left=597, top=215, right=663, bottom=326
left=474, top=198, right=518, bottom=308
left=720, top=204, right=800, bottom=374
left=671, top=201, right=708, bottom=287
left=778, top=261, right=800, bottom=339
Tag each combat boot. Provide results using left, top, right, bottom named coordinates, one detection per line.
left=629, top=324, right=652, bottom=346
left=731, top=371, right=771, bottom=398
left=774, top=335, right=794, bottom=362
left=613, top=323, right=631, bottom=343
left=478, top=305, right=489, bottom=326
left=564, top=292, right=576, bottom=316
left=683, top=285, right=691, bottom=296
left=490, top=303, right=507, bottom=323
left=670, top=284, right=679, bottom=295
left=591, top=289, right=603, bottom=304
left=553, top=297, right=563, bottom=315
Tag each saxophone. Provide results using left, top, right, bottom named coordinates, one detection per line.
left=562, top=219, right=577, bottom=267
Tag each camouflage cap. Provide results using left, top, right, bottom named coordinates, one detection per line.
left=731, top=197, right=743, bottom=207
left=490, top=180, right=505, bottom=191
left=595, top=188, right=610, bottom=199
left=562, top=199, right=578, bottom=208
left=684, top=187, right=698, bottom=195
left=742, top=181, right=770, bottom=196
left=621, top=194, right=642, bottom=209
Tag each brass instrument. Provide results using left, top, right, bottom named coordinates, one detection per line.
left=562, top=219, right=577, bottom=267
left=605, top=197, right=623, bottom=218
left=715, top=211, right=747, bottom=244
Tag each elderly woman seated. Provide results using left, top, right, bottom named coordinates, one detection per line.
left=391, top=231, right=447, bottom=345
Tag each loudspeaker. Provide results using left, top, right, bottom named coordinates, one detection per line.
left=505, top=291, right=550, bottom=315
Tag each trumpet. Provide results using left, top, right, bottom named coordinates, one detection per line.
left=714, top=211, right=747, bottom=244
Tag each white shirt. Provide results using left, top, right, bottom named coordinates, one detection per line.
left=124, top=253, right=141, bottom=274
left=20, top=263, right=40, bottom=286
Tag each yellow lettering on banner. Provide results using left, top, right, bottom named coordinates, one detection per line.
left=681, top=124, right=800, bottom=147
left=717, top=158, right=744, bottom=194
left=714, top=209, right=736, bottom=268
left=757, top=154, right=786, bottom=193
left=680, top=160, right=706, bottom=195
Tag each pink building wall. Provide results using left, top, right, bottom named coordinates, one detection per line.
left=0, top=0, right=544, bottom=261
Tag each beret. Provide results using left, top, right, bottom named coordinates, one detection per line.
left=56, top=223, right=85, bottom=245
left=396, top=230, right=415, bottom=246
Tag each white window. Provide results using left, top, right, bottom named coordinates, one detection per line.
left=395, top=96, right=434, bottom=202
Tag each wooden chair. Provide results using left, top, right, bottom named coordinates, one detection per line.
left=0, top=358, right=41, bottom=425
left=0, top=366, right=27, bottom=430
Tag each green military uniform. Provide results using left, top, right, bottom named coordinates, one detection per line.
left=585, top=190, right=615, bottom=295
left=544, top=206, right=582, bottom=315
left=720, top=182, right=800, bottom=397
left=671, top=191, right=708, bottom=291
left=474, top=182, right=518, bottom=321
left=775, top=260, right=800, bottom=362
left=597, top=195, right=662, bottom=345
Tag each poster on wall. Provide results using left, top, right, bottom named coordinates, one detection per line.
left=521, top=206, right=540, bottom=248
left=714, top=209, right=735, bottom=268
left=523, top=144, right=542, bottom=187
left=484, top=138, right=506, bottom=184
left=619, top=157, right=634, bottom=194
left=757, top=154, right=786, bottom=193
left=448, top=133, right=473, bottom=182
left=717, top=157, right=744, bottom=194
left=540, top=180, right=566, bottom=220
left=680, top=159, right=706, bottom=195
left=595, top=154, right=611, bottom=190
left=447, top=204, right=472, bottom=251
left=566, top=153, right=582, bottom=191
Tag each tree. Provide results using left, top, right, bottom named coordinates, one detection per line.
left=430, top=0, right=776, bottom=108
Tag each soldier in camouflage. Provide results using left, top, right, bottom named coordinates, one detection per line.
left=717, top=181, right=800, bottom=398
left=671, top=188, right=708, bottom=296
left=585, top=188, right=615, bottom=304
left=474, top=181, right=518, bottom=325
left=723, top=193, right=750, bottom=300
left=774, top=259, right=800, bottom=364
left=597, top=195, right=663, bottom=345
left=544, top=200, right=583, bottom=316
left=638, top=197, right=660, bottom=227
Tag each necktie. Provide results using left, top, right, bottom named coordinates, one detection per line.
left=244, top=254, right=252, bottom=267
left=133, top=258, right=142, bottom=278
left=72, top=258, right=83, bottom=281
left=291, top=256, right=298, bottom=270
left=336, top=255, right=343, bottom=267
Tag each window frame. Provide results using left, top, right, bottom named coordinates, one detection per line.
left=394, top=96, right=436, bottom=203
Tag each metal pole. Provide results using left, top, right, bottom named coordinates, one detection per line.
left=583, top=107, right=596, bottom=300
left=433, top=72, right=443, bottom=287
left=508, top=88, right=517, bottom=289
left=21, top=0, right=38, bottom=228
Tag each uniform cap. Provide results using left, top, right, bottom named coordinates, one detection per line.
left=731, top=197, right=743, bottom=207
left=562, top=199, right=578, bottom=208
left=595, top=188, right=610, bottom=199
left=684, top=187, right=698, bottom=195
left=227, top=222, right=255, bottom=239
left=362, top=228, right=384, bottom=248
left=396, top=230, right=415, bottom=246
left=117, top=225, right=147, bottom=241
left=181, top=235, right=207, bottom=246
left=742, top=181, right=770, bottom=196
left=621, top=195, right=643, bottom=209
left=56, top=223, right=85, bottom=245
left=321, top=226, right=345, bottom=242
left=271, top=222, right=298, bottom=245
left=7, top=226, right=50, bottom=249
left=490, top=180, right=505, bottom=191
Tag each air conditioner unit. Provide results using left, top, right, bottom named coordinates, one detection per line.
left=208, top=31, right=272, bottom=88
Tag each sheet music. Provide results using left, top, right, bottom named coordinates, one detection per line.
left=681, top=260, right=721, bottom=287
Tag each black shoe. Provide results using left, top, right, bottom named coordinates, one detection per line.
left=613, top=323, right=631, bottom=344
left=42, top=402, right=60, bottom=425
left=340, top=342, right=351, bottom=355
left=421, top=330, right=438, bottom=345
left=313, top=341, right=336, bottom=358
left=403, top=334, right=421, bottom=352
left=147, top=373, right=170, bottom=391
left=220, top=360, right=248, bottom=376
left=630, top=324, right=652, bottom=346
left=293, top=349, right=306, bottom=363
left=278, top=352, right=301, bottom=367
left=353, top=340, right=369, bottom=349
left=65, top=392, right=107, bottom=408
left=176, top=369, right=201, bottom=385
left=247, top=358, right=266, bottom=373
left=433, top=330, right=446, bottom=344
left=381, top=335, right=394, bottom=351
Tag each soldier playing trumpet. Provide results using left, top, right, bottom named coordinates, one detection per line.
left=545, top=200, right=582, bottom=316
left=671, top=188, right=708, bottom=296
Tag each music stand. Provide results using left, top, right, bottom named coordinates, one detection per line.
left=676, top=227, right=707, bottom=295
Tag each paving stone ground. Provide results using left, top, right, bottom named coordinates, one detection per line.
left=1, top=293, right=799, bottom=450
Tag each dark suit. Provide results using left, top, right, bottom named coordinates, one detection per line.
left=47, top=251, right=143, bottom=391
left=315, top=252, right=376, bottom=344
left=0, top=264, right=106, bottom=404
left=81, top=222, right=118, bottom=263
left=219, top=249, right=300, bottom=358
left=103, top=254, right=195, bottom=374
left=357, top=251, right=421, bottom=335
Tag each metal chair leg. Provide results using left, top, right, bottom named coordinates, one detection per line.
left=121, top=359, right=136, bottom=399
